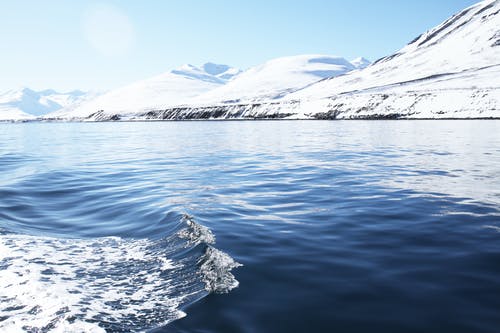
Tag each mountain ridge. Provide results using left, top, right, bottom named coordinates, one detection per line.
left=87, top=0, right=497, bottom=121
left=191, top=55, right=359, bottom=105
left=43, top=55, right=368, bottom=120
left=46, top=62, right=241, bottom=119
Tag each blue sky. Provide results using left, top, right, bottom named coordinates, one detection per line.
left=0, top=0, right=479, bottom=92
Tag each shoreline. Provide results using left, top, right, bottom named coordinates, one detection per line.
left=3, top=117, right=500, bottom=124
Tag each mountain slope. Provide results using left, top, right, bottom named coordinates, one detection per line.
left=192, top=55, right=356, bottom=105
left=48, top=63, right=241, bottom=119
left=288, top=0, right=500, bottom=100
left=0, top=88, right=93, bottom=119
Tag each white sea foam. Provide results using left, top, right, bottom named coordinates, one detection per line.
left=179, top=215, right=216, bottom=245
left=0, top=235, right=184, bottom=332
left=199, top=246, right=242, bottom=293
left=0, top=214, right=241, bottom=332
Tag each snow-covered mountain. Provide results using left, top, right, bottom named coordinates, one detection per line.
left=96, top=0, right=497, bottom=121
left=350, top=57, right=371, bottom=69
left=48, top=55, right=365, bottom=120
left=275, top=0, right=500, bottom=119
left=47, top=63, right=241, bottom=119
left=7, top=0, right=496, bottom=121
left=0, top=88, right=94, bottom=120
left=288, top=0, right=499, bottom=101
left=192, top=55, right=357, bottom=104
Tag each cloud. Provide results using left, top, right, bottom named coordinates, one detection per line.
left=82, top=4, right=136, bottom=57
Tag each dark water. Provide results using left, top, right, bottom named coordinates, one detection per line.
left=1, top=120, right=500, bottom=333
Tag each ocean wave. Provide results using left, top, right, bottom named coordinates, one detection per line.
left=0, top=214, right=241, bottom=332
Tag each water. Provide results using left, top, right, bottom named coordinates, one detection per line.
left=1, top=120, right=500, bottom=333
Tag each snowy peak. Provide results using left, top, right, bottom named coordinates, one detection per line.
left=48, top=62, right=242, bottom=119
left=289, top=0, right=500, bottom=100
left=401, top=0, right=499, bottom=53
left=50, top=55, right=366, bottom=119
left=350, top=57, right=371, bottom=69
left=171, top=64, right=225, bottom=84
left=0, top=88, right=94, bottom=118
left=374, top=0, right=500, bottom=67
left=194, top=54, right=358, bottom=104
left=170, top=63, right=241, bottom=84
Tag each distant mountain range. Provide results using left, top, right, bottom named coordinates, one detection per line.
left=0, top=56, right=368, bottom=120
left=192, top=55, right=361, bottom=105
left=1, top=0, right=498, bottom=121
left=47, top=63, right=242, bottom=119
left=0, top=88, right=97, bottom=120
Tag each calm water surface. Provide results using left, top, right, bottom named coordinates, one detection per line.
left=0, top=120, right=500, bottom=332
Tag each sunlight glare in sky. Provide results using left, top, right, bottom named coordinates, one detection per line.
left=82, top=4, right=136, bottom=57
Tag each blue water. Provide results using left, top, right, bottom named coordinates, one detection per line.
left=1, top=120, right=500, bottom=333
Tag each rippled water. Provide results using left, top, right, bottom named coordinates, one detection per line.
left=1, top=120, right=500, bottom=333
